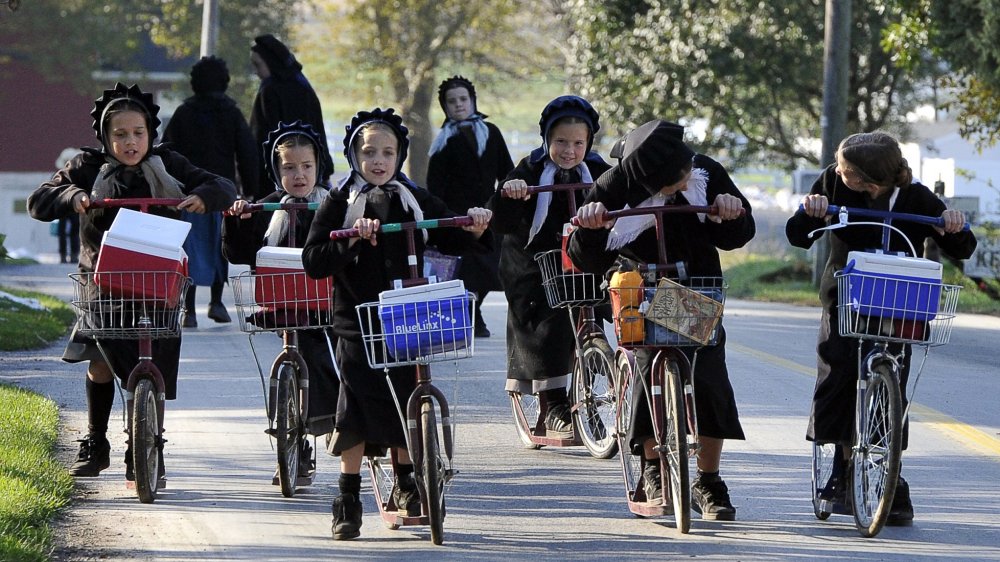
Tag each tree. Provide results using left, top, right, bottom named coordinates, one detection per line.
left=563, top=0, right=935, bottom=170
left=304, top=0, right=562, bottom=183
left=883, top=0, right=1000, bottom=148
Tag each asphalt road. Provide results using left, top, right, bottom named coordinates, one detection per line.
left=2, top=261, right=998, bottom=561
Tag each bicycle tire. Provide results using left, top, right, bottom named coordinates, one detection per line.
left=132, top=378, right=160, bottom=504
left=614, top=353, right=643, bottom=509
left=851, top=362, right=903, bottom=538
left=660, top=358, right=690, bottom=533
left=421, top=400, right=445, bottom=545
left=367, top=456, right=400, bottom=530
left=811, top=443, right=836, bottom=520
left=275, top=363, right=301, bottom=498
left=510, top=391, right=543, bottom=449
left=572, top=338, right=618, bottom=459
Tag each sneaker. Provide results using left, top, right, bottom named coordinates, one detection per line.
left=331, top=493, right=363, bottom=540
left=181, top=312, right=197, bottom=329
left=69, top=435, right=110, bottom=477
left=207, top=302, right=231, bottom=323
left=544, top=402, right=573, bottom=434
left=642, top=461, right=663, bottom=504
left=392, top=472, right=421, bottom=516
left=298, top=440, right=315, bottom=476
left=692, top=473, right=737, bottom=521
left=887, top=477, right=914, bottom=526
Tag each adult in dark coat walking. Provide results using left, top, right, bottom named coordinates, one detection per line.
left=249, top=34, right=334, bottom=200
left=427, top=76, right=514, bottom=336
left=164, top=56, right=258, bottom=327
left=487, top=95, right=610, bottom=434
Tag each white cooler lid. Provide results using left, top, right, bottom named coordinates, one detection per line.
left=847, top=251, right=943, bottom=277
left=379, top=279, right=466, bottom=304
left=106, top=208, right=191, bottom=251
left=256, top=246, right=305, bottom=269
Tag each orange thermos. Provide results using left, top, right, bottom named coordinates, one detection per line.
left=610, top=266, right=644, bottom=344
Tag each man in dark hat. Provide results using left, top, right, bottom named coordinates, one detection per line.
left=249, top=34, right=334, bottom=200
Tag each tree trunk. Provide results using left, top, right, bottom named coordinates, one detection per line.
left=401, top=77, right=435, bottom=186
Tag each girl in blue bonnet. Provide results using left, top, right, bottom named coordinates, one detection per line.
left=302, top=108, right=493, bottom=540
left=487, top=95, right=611, bottom=435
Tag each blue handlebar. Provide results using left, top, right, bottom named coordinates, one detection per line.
left=798, top=203, right=971, bottom=231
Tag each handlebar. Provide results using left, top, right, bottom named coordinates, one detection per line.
left=519, top=182, right=593, bottom=195
left=570, top=204, right=734, bottom=226
left=328, top=216, right=475, bottom=240
left=802, top=204, right=971, bottom=232
left=88, top=198, right=187, bottom=212
left=224, top=202, right=320, bottom=216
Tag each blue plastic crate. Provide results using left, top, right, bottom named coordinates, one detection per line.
left=378, top=295, right=472, bottom=359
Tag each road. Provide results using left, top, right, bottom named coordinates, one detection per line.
left=2, top=262, right=998, bottom=561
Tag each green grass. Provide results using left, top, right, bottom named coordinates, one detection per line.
left=0, top=384, right=74, bottom=562
left=0, top=287, right=75, bottom=351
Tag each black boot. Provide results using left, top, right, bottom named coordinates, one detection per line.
left=332, top=473, right=363, bottom=540
left=69, top=434, right=110, bottom=477
left=392, top=465, right=421, bottom=516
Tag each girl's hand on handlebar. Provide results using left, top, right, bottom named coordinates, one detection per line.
left=709, top=193, right=744, bottom=223
left=575, top=202, right=613, bottom=230
left=177, top=194, right=206, bottom=214
left=229, top=199, right=251, bottom=219
left=800, top=194, right=829, bottom=219
left=72, top=192, right=91, bottom=214
left=501, top=179, right=531, bottom=200
left=462, top=207, right=492, bottom=237
left=939, top=209, right=966, bottom=234
left=353, top=217, right=381, bottom=247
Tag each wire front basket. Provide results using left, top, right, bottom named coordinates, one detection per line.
left=356, top=293, right=477, bottom=369
left=534, top=249, right=605, bottom=308
left=836, top=271, right=960, bottom=346
left=69, top=271, right=190, bottom=340
left=230, top=271, right=335, bottom=334
left=608, top=276, right=727, bottom=349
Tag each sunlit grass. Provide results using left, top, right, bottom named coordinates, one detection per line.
left=0, top=286, right=75, bottom=351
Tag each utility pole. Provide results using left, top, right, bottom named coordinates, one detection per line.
left=200, top=0, right=220, bottom=58
left=813, top=0, right=852, bottom=287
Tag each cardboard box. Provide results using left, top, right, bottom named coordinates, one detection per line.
left=844, top=251, right=942, bottom=321
left=94, top=208, right=190, bottom=306
left=254, top=246, right=333, bottom=310
left=643, top=279, right=724, bottom=346
left=378, top=280, right=471, bottom=359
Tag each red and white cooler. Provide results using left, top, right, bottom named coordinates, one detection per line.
left=254, top=246, right=333, bottom=310
left=94, top=208, right=190, bottom=306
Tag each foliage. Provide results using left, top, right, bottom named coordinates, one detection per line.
left=304, top=0, right=564, bottom=183
left=0, top=286, right=75, bottom=351
left=562, top=0, right=935, bottom=170
left=0, top=234, right=7, bottom=264
left=0, top=384, right=73, bottom=562
left=883, top=0, right=1000, bottom=149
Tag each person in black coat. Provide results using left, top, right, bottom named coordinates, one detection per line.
left=27, top=82, right=236, bottom=479
left=487, top=95, right=610, bottom=435
left=164, top=56, right=258, bottom=327
left=301, top=108, right=493, bottom=540
left=570, top=119, right=754, bottom=521
left=427, top=76, right=514, bottom=336
left=249, top=34, right=334, bottom=199
left=786, top=131, right=976, bottom=524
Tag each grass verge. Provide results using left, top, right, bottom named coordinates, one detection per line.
left=0, top=384, right=74, bottom=562
left=0, top=287, right=75, bottom=351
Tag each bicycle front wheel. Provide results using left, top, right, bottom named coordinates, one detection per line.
left=275, top=363, right=301, bottom=498
left=421, top=400, right=445, bottom=545
left=572, top=338, right=618, bottom=459
left=132, top=377, right=160, bottom=504
left=851, top=362, right=903, bottom=538
left=659, top=357, right=690, bottom=533
left=614, top=352, right=643, bottom=507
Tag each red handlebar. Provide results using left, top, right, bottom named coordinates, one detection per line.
left=570, top=204, right=744, bottom=226
left=88, top=197, right=187, bottom=212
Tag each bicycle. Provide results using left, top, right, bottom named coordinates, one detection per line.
left=68, top=197, right=191, bottom=503
left=806, top=204, right=964, bottom=537
left=330, top=215, right=480, bottom=545
left=505, top=183, right=617, bottom=458
left=227, top=201, right=336, bottom=498
left=577, top=203, right=731, bottom=533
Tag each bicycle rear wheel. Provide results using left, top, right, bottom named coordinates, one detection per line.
left=659, top=357, right=690, bottom=533
left=510, top=391, right=542, bottom=449
left=614, top=353, right=643, bottom=507
left=572, top=338, right=618, bottom=459
left=421, top=400, right=445, bottom=545
left=275, top=363, right=301, bottom=498
left=851, top=362, right=902, bottom=538
left=132, top=377, right=160, bottom=504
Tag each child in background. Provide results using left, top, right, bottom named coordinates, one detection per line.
left=569, top=119, right=754, bottom=520
left=487, top=95, right=610, bottom=435
left=222, top=120, right=339, bottom=480
left=427, top=75, right=514, bottom=337
left=301, top=108, right=493, bottom=540
left=786, top=131, right=976, bottom=524
left=27, top=82, right=236, bottom=478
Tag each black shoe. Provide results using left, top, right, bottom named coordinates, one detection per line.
left=298, top=440, right=315, bottom=476
left=331, top=493, right=363, bottom=540
left=69, top=435, right=110, bottom=477
left=392, top=472, right=421, bottom=516
left=124, top=446, right=165, bottom=482
left=474, top=322, right=491, bottom=338
left=207, top=302, right=231, bottom=323
left=692, top=473, right=737, bottom=521
left=543, top=402, right=573, bottom=434
left=182, top=312, right=197, bottom=328
left=887, top=477, right=914, bottom=526
left=642, top=461, right=663, bottom=504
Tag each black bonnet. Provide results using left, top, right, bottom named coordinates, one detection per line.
left=437, top=75, right=477, bottom=113
left=616, top=120, right=694, bottom=195
left=90, top=82, right=161, bottom=149
left=342, top=108, right=410, bottom=177
left=263, top=120, right=327, bottom=190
